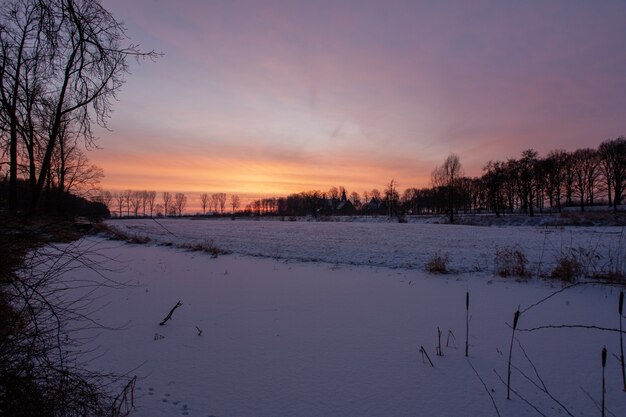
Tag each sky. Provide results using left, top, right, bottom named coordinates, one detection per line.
left=94, top=0, right=626, bottom=207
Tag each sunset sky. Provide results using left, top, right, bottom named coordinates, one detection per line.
left=95, top=0, right=626, bottom=206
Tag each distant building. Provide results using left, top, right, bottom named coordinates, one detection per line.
left=317, top=189, right=356, bottom=215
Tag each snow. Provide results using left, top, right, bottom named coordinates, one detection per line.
left=106, top=217, right=625, bottom=274
left=61, top=219, right=626, bottom=416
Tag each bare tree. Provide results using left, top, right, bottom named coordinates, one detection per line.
left=349, top=191, right=361, bottom=208
left=112, top=192, right=124, bottom=217
left=210, top=193, right=220, bottom=213
left=122, top=189, right=132, bottom=216
left=518, top=149, right=538, bottom=216
left=129, top=191, right=141, bottom=216
left=216, top=192, right=227, bottom=214
left=0, top=0, right=45, bottom=213
left=598, top=137, right=626, bottom=212
left=51, top=144, right=103, bottom=199
left=328, top=186, right=340, bottom=201
left=174, top=192, right=187, bottom=216
left=146, top=190, right=156, bottom=217
left=230, top=194, right=240, bottom=214
left=200, top=193, right=209, bottom=215
left=97, top=190, right=113, bottom=212
left=162, top=191, right=172, bottom=217
left=545, top=150, right=568, bottom=212
left=572, top=148, right=599, bottom=211
left=385, top=179, right=399, bottom=218
left=0, top=0, right=158, bottom=212
left=154, top=203, right=163, bottom=217
left=432, top=153, right=463, bottom=223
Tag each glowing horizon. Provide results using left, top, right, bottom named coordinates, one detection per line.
left=92, top=0, right=626, bottom=204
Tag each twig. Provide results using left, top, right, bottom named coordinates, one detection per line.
left=513, top=339, right=574, bottom=417
left=419, top=345, right=434, bottom=367
left=467, top=359, right=501, bottom=417
left=150, top=216, right=176, bottom=236
left=494, top=369, right=548, bottom=417
left=580, top=386, right=618, bottom=417
left=517, top=324, right=626, bottom=334
left=195, top=325, right=203, bottom=336
left=159, top=300, right=182, bottom=325
left=521, top=281, right=626, bottom=315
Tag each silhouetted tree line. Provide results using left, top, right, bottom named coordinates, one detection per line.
left=100, top=190, right=242, bottom=217
left=243, top=138, right=625, bottom=219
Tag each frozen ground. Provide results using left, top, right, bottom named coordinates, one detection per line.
left=106, top=218, right=626, bottom=275
left=61, top=220, right=626, bottom=417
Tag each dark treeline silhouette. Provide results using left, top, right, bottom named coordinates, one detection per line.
left=100, top=190, right=243, bottom=218
left=243, top=138, right=625, bottom=220
left=0, top=178, right=109, bottom=218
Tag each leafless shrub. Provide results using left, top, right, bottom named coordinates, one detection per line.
left=0, top=218, right=135, bottom=417
left=495, top=246, right=529, bottom=278
left=550, top=254, right=583, bottom=283
left=426, top=253, right=450, bottom=274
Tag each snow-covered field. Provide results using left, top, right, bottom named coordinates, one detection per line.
left=106, top=218, right=626, bottom=274
left=67, top=219, right=626, bottom=416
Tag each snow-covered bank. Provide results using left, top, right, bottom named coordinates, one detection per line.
left=106, top=218, right=625, bottom=275
left=69, top=237, right=626, bottom=417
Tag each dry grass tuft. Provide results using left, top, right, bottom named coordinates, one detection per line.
left=426, top=253, right=450, bottom=274
left=494, top=246, right=529, bottom=278
left=550, top=255, right=583, bottom=283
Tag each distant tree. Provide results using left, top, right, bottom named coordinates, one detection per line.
left=146, top=190, right=157, bottom=217
left=432, top=153, right=463, bottom=223
left=162, top=192, right=172, bottom=216
left=562, top=153, right=576, bottom=206
left=572, top=148, right=600, bottom=211
left=200, top=193, right=209, bottom=214
left=231, top=194, right=241, bottom=213
left=349, top=191, right=361, bottom=208
left=130, top=191, right=142, bottom=216
left=174, top=192, right=187, bottom=216
left=362, top=191, right=370, bottom=206
left=216, top=192, right=227, bottom=214
left=123, top=189, right=132, bottom=216
left=139, top=190, right=147, bottom=216
left=482, top=161, right=505, bottom=216
left=370, top=189, right=382, bottom=201
left=211, top=193, right=220, bottom=213
left=385, top=179, right=399, bottom=218
left=97, top=190, right=113, bottom=212
left=598, top=137, right=626, bottom=212
left=545, top=150, right=568, bottom=212
left=113, top=192, right=124, bottom=217
left=518, top=149, right=538, bottom=216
